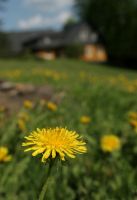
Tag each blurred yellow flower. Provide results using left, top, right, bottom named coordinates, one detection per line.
left=17, top=119, right=26, bottom=132
left=126, top=85, right=136, bottom=93
left=101, top=135, right=121, bottom=152
left=40, top=99, right=47, bottom=107
left=18, top=112, right=30, bottom=122
left=0, top=147, right=12, bottom=162
left=128, top=112, right=137, bottom=120
left=47, top=102, right=57, bottom=111
left=129, top=120, right=137, bottom=129
left=23, top=100, right=33, bottom=109
left=22, top=127, right=87, bottom=162
left=80, top=116, right=91, bottom=124
left=0, top=106, right=6, bottom=113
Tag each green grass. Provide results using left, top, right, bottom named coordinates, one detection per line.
left=0, top=58, right=137, bottom=200
left=0, top=58, right=137, bottom=84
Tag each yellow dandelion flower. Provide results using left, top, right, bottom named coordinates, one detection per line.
left=129, top=120, right=137, bottom=129
left=22, top=127, right=87, bottom=162
left=23, top=100, right=33, bottom=109
left=101, top=135, right=121, bottom=152
left=80, top=116, right=91, bottom=124
left=47, top=102, right=57, bottom=111
left=128, top=112, right=137, bottom=120
left=0, top=147, right=12, bottom=162
left=17, top=119, right=26, bottom=132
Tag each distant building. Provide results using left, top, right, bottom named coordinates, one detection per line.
left=8, top=23, right=107, bottom=62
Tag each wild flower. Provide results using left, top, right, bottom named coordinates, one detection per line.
left=39, top=99, right=47, bottom=107
left=22, top=127, right=87, bottom=200
left=128, top=112, right=137, bottom=120
left=18, top=112, right=30, bottom=122
left=80, top=116, right=91, bottom=124
left=101, top=135, right=121, bottom=152
left=23, top=100, right=33, bottom=109
left=0, top=147, right=12, bottom=163
left=0, top=106, right=6, bottom=113
left=22, top=127, right=87, bottom=162
left=17, top=119, right=26, bottom=132
left=129, top=119, right=137, bottom=131
left=47, top=102, right=57, bottom=111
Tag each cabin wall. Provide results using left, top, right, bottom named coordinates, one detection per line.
left=36, top=51, right=56, bottom=60
left=33, top=44, right=108, bottom=62
left=82, top=44, right=107, bottom=62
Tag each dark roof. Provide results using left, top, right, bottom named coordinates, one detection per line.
left=7, top=22, right=102, bottom=53
left=63, top=22, right=99, bottom=44
left=23, top=31, right=64, bottom=50
left=7, top=30, right=56, bottom=53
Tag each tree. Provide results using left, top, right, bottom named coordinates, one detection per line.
left=0, top=0, right=10, bottom=57
left=63, top=17, right=78, bottom=31
left=75, top=0, right=137, bottom=63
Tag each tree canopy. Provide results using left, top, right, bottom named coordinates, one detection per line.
left=0, top=0, right=10, bottom=57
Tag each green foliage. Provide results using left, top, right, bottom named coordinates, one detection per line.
left=0, top=32, right=11, bottom=57
left=0, top=59, right=137, bottom=199
left=64, top=43, right=84, bottom=58
left=0, top=1, right=10, bottom=57
left=75, top=0, right=137, bottom=60
left=63, top=17, right=78, bottom=31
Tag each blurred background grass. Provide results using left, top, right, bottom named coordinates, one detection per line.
left=0, top=58, right=137, bottom=199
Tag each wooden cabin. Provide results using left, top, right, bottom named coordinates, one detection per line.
left=9, top=23, right=107, bottom=62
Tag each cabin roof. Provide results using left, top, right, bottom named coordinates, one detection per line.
left=7, top=22, right=103, bottom=53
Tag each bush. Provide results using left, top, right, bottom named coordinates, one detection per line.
left=64, top=43, right=84, bottom=58
left=0, top=32, right=11, bottom=57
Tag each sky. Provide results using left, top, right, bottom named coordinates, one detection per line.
left=1, top=0, right=75, bottom=31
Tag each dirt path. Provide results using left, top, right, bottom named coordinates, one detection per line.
left=0, top=80, right=63, bottom=115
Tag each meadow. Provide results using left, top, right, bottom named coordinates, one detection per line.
left=0, top=58, right=137, bottom=200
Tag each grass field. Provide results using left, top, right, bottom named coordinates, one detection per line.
left=0, top=58, right=137, bottom=200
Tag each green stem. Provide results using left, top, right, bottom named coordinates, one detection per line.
left=39, top=162, right=53, bottom=200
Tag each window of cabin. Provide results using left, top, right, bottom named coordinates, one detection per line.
left=90, top=33, right=98, bottom=42
left=79, top=30, right=89, bottom=42
left=43, top=37, right=51, bottom=45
